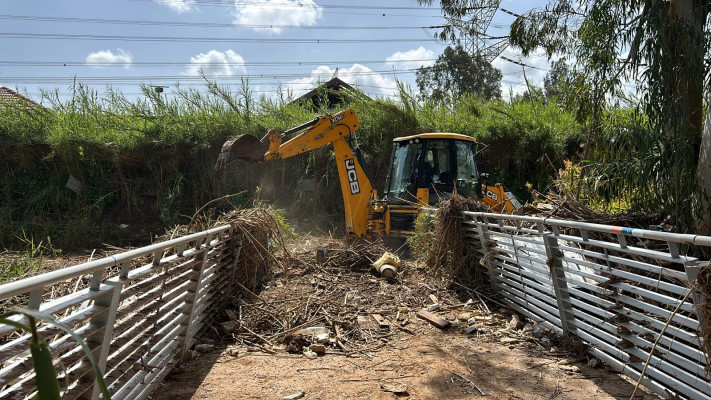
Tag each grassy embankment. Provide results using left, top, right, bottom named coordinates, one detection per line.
left=2, top=82, right=605, bottom=257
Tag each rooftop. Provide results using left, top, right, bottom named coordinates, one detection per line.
left=0, top=87, right=43, bottom=109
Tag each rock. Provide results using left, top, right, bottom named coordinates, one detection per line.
left=380, top=383, right=408, bottom=395
left=303, top=349, right=318, bottom=359
left=315, top=332, right=330, bottom=343
left=466, top=324, right=490, bottom=334
left=457, top=312, right=472, bottom=321
left=587, top=358, right=601, bottom=368
left=309, top=344, right=326, bottom=355
left=509, top=315, right=524, bottom=330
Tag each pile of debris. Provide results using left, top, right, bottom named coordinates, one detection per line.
left=207, top=236, right=553, bottom=360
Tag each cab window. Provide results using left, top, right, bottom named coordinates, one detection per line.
left=384, top=141, right=422, bottom=202
left=455, top=140, right=480, bottom=198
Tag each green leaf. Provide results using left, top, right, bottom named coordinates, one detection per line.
left=10, top=307, right=112, bottom=400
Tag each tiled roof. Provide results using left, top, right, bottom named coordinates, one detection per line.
left=0, top=87, right=43, bottom=109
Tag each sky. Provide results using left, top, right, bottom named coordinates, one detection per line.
left=0, top=0, right=552, bottom=104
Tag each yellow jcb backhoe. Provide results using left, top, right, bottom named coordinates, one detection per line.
left=215, top=108, right=521, bottom=238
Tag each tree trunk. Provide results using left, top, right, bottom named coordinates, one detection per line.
left=669, top=0, right=706, bottom=140
left=696, top=100, right=711, bottom=236
left=669, top=0, right=708, bottom=233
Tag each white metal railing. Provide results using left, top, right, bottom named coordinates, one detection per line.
left=464, top=211, right=711, bottom=400
left=0, top=225, right=240, bottom=400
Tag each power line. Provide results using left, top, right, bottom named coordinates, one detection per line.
left=150, top=0, right=444, bottom=11
left=0, top=14, right=447, bottom=31
left=0, top=32, right=436, bottom=44
left=0, top=69, right=423, bottom=84
left=0, top=59, right=438, bottom=68
left=135, top=0, right=445, bottom=18
left=499, top=56, right=549, bottom=71
left=499, top=8, right=523, bottom=18
left=0, top=70, right=528, bottom=86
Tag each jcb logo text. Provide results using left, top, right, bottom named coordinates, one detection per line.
left=345, top=159, right=360, bottom=194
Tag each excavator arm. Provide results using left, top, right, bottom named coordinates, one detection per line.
left=217, top=109, right=375, bottom=237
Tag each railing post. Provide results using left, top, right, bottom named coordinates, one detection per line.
left=542, top=233, right=576, bottom=335
left=475, top=215, right=498, bottom=290
left=86, top=267, right=125, bottom=400
left=684, top=262, right=710, bottom=362
left=179, top=245, right=210, bottom=361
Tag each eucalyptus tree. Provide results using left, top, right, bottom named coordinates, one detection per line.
left=416, top=44, right=503, bottom=103
left=422, top=0, right=710, bottom=233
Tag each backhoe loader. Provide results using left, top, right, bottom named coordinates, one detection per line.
left=215, top=108, right=521, bottom=238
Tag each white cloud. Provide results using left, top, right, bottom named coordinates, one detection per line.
left=286, top=64, right=398, bottom=98
left=385, top=47, right=436, bottom=70
left=184, top=50, right=247, bottom=78
left=233, top=0, right=322, bottom=33
left=153, top=0, right=197, bottom=13
left=86, top=49, right=133, bottom=68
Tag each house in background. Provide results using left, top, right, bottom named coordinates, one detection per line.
left=0, top=87, right=44, bottom=110
left=292, top=77, right=369, bottom=111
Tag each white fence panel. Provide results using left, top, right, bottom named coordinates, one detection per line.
left=464, top=211, right=711, bottom=400
left=0, top=225, right=239, bottom=400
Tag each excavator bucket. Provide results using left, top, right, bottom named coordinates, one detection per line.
left=214, top=134, right=265, bottom=171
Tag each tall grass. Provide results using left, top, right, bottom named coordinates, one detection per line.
left=1, top=79, right=591, bottom=251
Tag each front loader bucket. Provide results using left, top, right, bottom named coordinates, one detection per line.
left=214, top=134, right=265, bottom=171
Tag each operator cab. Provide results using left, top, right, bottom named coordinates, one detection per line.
left=383, top=133, right=481, bottom=206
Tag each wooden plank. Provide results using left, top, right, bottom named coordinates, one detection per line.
left=371, top=313, right=390, bottom=330
left=416, top=309, right=449, bottom=329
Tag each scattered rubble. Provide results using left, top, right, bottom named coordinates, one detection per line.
left=201, top=236, right=565, bottom=366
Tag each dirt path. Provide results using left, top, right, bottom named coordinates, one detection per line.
left=154, top=326, right=656, bottom=400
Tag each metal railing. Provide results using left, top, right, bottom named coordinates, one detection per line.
left=0, top=225, right=240, bottom=400
left=464, top=211, right=711, bottom=399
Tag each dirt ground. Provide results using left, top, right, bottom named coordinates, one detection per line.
left=150, top=235, right=659, bottom=400
left=154, top=328, right=659, bottom=400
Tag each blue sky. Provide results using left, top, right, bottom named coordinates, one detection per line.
left=0, top=0, right=551, bottom=103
